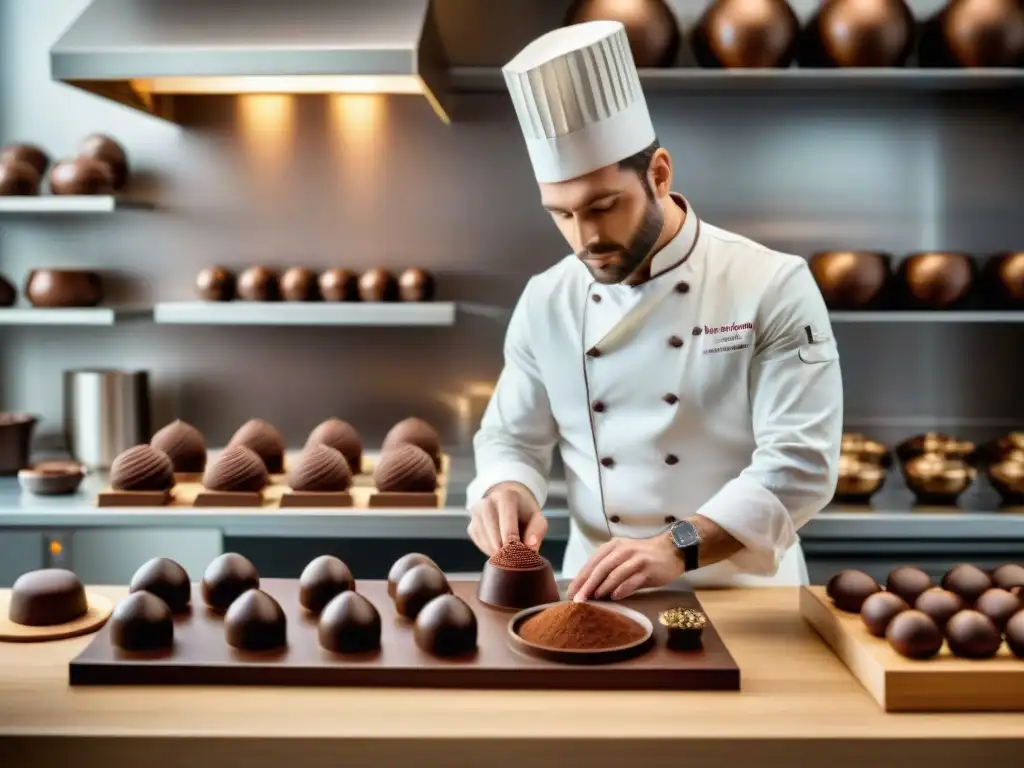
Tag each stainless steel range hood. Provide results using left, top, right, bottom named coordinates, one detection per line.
left=50, top=0, right=451, bottom=123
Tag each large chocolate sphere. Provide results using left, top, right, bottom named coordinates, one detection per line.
left=318, top=268, right=359, bottom=301
left=237, top=266, right=280, bottom=302
left=566, top=0, right=681, bottom=67
left=919, top=0, right=1024, bottom=68
left=886, top=566, right=934, bottom=606
left=318, top=591, right=381, bottom=653
left=357, top=268, right=398, bottom=302
left=224, top=589, right=287, bottom=651
left=983, top=252, right=1024, bottom=307
left=898, top=252, right=975, bottom=309
left=1006, top=610, right=1024, bottom=657
left=809, top=251, right=890, bottom=310
left=826, top=569, right=881, bottom=613
left=975, top=588, right=1022, bottom=631
left=0, top=143, right=50, bottom=176
left=387, top=553, right=440, bottom=598
left=280, top=267, right=319, bottom=301
left=129, top=557, right=191, bottom=614
left=397, top=268, right=436, bottom=302
left=109, top=445, right=175, bottom=492
left=0, top=159, right=41, bottom=196
left=860, top=591, right=909, bottom=637
left=991, top=563, right=1024, bottom=592
left=48, top=157, right=115, bottom=195
left=110, top=591, right=174, bottom=651
left=394, top=562, right=451, bottom=619
left=299, top=555, right=355, bottom=614
left=200, top=553, right=260, bottom=613
left=945, top=609, right=1001, bottom=659
left=692, top=0, right=799, bottom=68
left=79, top=134, right=130, bottom=190
left=885, top=610, right=943, bottom=659
left=196, top=267, right=235, bottom=301
left=914, top=587, right=965, bottom=629
left=25, top=269, right=103, bottom=309
left=414, top=594, right=478, bottom=657
left=0, top=274, right=15, bottom=307
left=798, top=0, right=915, bottom=67
left=941, top=563, right=993, bottom=605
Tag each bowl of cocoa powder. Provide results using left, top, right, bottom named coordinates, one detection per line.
left=508, top=600, right=654, bottom=664
left=477, top=540, right=560, bottom=612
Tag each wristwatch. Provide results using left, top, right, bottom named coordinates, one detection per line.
left=668, top=519, right=701, bottom=572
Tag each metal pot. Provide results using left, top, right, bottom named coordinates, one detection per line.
left=834, top=454, right=887, bottom=504
left=903, top=453, right=976, bottom=506
left=63, top=369, right=151, bottom=471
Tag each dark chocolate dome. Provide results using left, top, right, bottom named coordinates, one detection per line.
left=200, top=552, right=260, bottom=612
left=129, top=557, right=191, bottom=614
left=374, top=444, right=437, bottom=493
left=151, top=419, right=207, bottom=473
left=227, top=418, right=285, bottom=473
left=306, top=418, right=363, bottom=471
left=110, top=591, right=174, bottom=651
left=224, top=589, right=287, bottom=651
left=299, top=555, right=355, bottom=614
left=8, top=568, right=88, bottom=626
left=203, top=445, right=268, bottom=492
left=109, top=445, right=175, bottom=492
left=288, top=444, right=351, bottom=492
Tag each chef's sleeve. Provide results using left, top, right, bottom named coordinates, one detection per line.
left=466, top=277, right=559, bottom=508
left=695, top=259, right=843, bottom=575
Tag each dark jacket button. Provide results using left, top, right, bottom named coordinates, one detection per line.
left=664, top=515, right=676, bottom=524
left=663, top=393, right=678, bottom=405
left=665, top=454, right=679, bottom=465
left=669, top=336, right=683, bottom=348
left=609, top=515, right=621, bottom=524
left=692, top=326, right=702, bottom=336
left=592, top=400, right=605, bottom=413
left=600, top=456, right=615, bottom=468
left=586, top=347, right=601, bottom=358
left=591, top=293, right=602, bottom=303
left=674, top=281, right=690, bottom=294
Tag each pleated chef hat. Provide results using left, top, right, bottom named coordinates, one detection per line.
left=502, top=21, right=655, bottom=184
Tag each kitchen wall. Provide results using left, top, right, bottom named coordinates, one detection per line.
left=1, top=0, right=1022, bottom=465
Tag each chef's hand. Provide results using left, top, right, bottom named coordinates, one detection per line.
left=567, top=533, right=684, bottom=602
left=467, top=481, right=548, bottom=556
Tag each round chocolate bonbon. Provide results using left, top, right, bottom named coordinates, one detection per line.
left=860, top=591, right=909, bottom=637
left=885, top=566, right=934, bottom=606
left=914, top=587, right=966, bottom=630
left=203, top=445, right=268, bottom=492
left=299, top=555, right=355, bottom=614
left=940, top=564, right=993, bottom=605
left=387, top=553, right=440, bottom=598
left=825, top=570, right=881, bottom=613
left=394, top=563, right=450, bottom=619
left=8, top=569, right=88, bottom=626
left=318, top=591, right=381, bottom=653
left=200, top=553, right=260, bottom=613
left=129, top=557, right=191, bottom=614
left=225, top=589, right=287, bottom=651
left=109, top=445, right=175, bottom=492
left=991, top=563, right=1024, bottom=592
left=974, top=588, right=1022, bottom=632
left=373, top=444, right=437, bottom=493
left=945, top=610, right=1002, bottom=659
left=414, top=594, right=477, bottom=657
left=288, top=444, right=351, bottom=492
left=885, top=610, right=943, bottom=659
left=110, top=591, right=174, bottom=651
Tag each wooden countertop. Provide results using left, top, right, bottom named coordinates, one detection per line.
left=1, top=587, right=1021, bottom=768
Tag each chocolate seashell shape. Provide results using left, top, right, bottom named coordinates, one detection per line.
left=228, top=418, right=285, bottom=473
left=203, top=445, right=268, bottom=492
left=151, top=419, right=207, bottom=473
left=109, top=445, right=175, bottom=492
left=306, top=418, right=363, bottom=471
left=374, top=444, right=437, bottom=493
left=381, top=417, right=442, bottom=470
left=288, top=444, right=352, bottom=492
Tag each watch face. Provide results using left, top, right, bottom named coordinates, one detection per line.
left=672, top=522, right=699, bottom=549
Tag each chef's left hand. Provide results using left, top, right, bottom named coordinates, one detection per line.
left=567, top=533, right=684, bottom=602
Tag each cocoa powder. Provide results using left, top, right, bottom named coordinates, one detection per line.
left=490, top=540, right=544, bottom=569
left=518, top=602, right=646, bottom=650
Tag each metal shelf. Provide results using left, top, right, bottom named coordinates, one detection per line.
left=153, top=301, right=457, bottom=327
left=829, top=311, right=1024, bottom=323
left=0, top=305, right=148, bottom=326
left=0, top=196, right=154, bottom=214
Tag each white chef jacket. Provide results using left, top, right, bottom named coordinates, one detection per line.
left=467, top=194, right=843, bottom=587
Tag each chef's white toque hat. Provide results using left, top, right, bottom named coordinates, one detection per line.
left=502, top=20, right=656, bottom=184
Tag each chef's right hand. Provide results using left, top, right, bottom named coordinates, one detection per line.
left=467, top=482, right=548, bottom=556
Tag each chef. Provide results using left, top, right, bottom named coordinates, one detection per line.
left=466, top=20, right=843, bottom=597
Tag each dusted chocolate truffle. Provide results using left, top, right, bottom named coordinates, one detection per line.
left=225, top=589, right=287, bottom=651
left=110, top=591, right=173, bottom=651
left=203, top=445, right=268, bottom=492
left=200, top=552, right=260, bottom=613
left=1006, top=610, right=1024, bottom=658
left=885, top=610, right=943, bottom=659
left=915, top=587, right=966, bottom=629
left=374, top=444, right=437, bottom=493
left=318, top=268, right=358, bottom=301
left=79, top=133, right=129, bottom=190
left=281, top=267, right=319, bottom=301
left=306, top=418, right=363, bottom=471
left=196, top=267, right=234, bottom=301
left=945, top=610, right=1001, bottom=659
left=318, top=591, right=381, bottom=653
left=941, top=564, right=993, bottom=605
left=398, top=268, right=436, bottom=302
left=0, top=159, right=40, bottom=195
left=860, top=591, right=909, bottom=637
left=110, top=445, right=175, bottom=492
left=48, top=157, right=114, bottom=195
left=825, top=570, right=881, bottom=613
left=394, top=562, right=451, bottom=619
left=414, top=594, right=477, bottom=657
left=227, top=419, right=285, bottom=474
left=974, top=588, right=1022, bottom=632
left=8, top=569, right=87, bottom=626
left=886, top=566, right=934, bottom=606
left=357, top=268, right=398, bottom=302
left=381, top=417, right=442, bottom=469
left=991, top=563, right=1024, bottom=592
left=237, top=266, right=279, bottom=302
left=387, top=553, right=440, bottom=598
left=151, top=419, right=207, bottom=474
left=0, top=142, right=50, bottom=176
left=299, top=555, right=355, bottom=614
left=288, top=444, right=351, bottom=492
left=129, top=557, right=191, bottom=614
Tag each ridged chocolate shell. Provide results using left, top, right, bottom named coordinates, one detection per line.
left=151, top=419, right=207, bottom=473
left=381, top=417, right=441, bottom=469
left=203, top=445, right=268, bottom=492
left=306, top=418, right=363, bottom=471
left=288, top=444, right=352, bottom=492
left=373, top=443, right=437, bottom=493
left=109, top=445, right=175, bottom=492
left=227, top=418, right=285, bottom=472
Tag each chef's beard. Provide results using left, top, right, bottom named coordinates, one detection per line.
left=581, top=197, right=665, bottom=285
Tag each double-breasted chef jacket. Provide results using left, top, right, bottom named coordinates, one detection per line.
left=467, top=194, right=843, bottom=587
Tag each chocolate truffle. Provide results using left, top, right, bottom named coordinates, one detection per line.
left=8, top=569, right=87, bottom=626
left=885, top=610, right=943, bottom=659
left=885, top=566, right=934, bottom=606
left=825, top=570, right=881, bottom=613
left=915, top=587, right=966, bottom=629
left=200, top=553, right=260, bottom=613
left=79, top=133, right=129, bottom=190
left=414, top=594, right=477, bottom=657
left=357, top=268, right=398, bottom=302
left=860, top=591, right=910, bottom=637
left=227, top=419, right=285, bottom=474
left=373, top=444, right=437, bottom=493
left=381, top=417, right=442, bottom=469
left=299, top=555, right=355, bottom=614
left=318, top=268, right=358, bottom=301
left=0, top=159, right=40, bottom=195
left=151, top=419, right=207, bottom=474
left=237, top=266, right=280, bottom=302
left=109, top=445, right=175, bottom=492
left=941, top=564, right=993, bottom=605
left=196, top=267, right=234, bottom=301
left=974, top=588, right=1022, bottom=632
left=288, top=444, right=351, bottom=492
left=318, top=591, right=381, bottom=653
left=224, top=589, right=287, bottom=651
left=48, top=157, right=114, bottom=195
left=1006, top=610, right=1024, bottom=658
left=394, top=563, right=451, bottom=619
left=991, top=563, right=1024, bottom=592
left=387, top=553, right=440, bottom=598
left=306, top=418, right=363, bottom=471
left=280, top=267, right=319, bottom=301
left=0, top=142, right=50, bottom=176
left=945, top=610, right=1002, bottom=659
left=110, top=591, right=173, bottom=651
left=203, top=445, right=268, bottom=492
left=397, top=268, right=435, bottom=302
left=129, top=557, right=191, bottom=614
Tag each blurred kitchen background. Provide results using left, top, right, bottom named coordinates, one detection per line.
left=1, top=0, right=1022, bottom=586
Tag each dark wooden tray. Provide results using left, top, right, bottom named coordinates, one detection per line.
left=69, top=579, right=740, bottom=690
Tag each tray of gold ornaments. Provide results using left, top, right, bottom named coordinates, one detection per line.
left=95, top=417, right=450, bottom=509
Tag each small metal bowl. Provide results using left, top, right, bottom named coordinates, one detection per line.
left=507, top=601, right=654, bottom=665
left=18, top=462, right=85, bottom=495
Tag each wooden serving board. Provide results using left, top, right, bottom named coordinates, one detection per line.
left=800, top=586, right=1024, bottom=712
left=70, top=580, right=740, bottom=691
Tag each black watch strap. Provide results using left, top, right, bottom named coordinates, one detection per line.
left=669, top=520, right=700, bottom=572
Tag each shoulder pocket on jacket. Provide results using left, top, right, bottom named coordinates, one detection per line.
left=798, top=341, right=839, bottom=364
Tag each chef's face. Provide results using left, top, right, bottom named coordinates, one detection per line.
left=540, top=151, right=671, bottom=285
